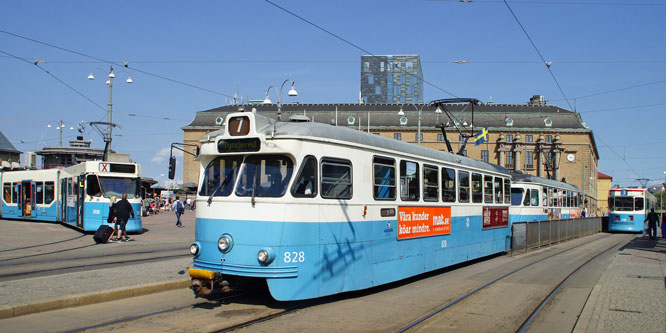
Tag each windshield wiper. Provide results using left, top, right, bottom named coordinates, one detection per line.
left=207, top=172, right=234, bottom=205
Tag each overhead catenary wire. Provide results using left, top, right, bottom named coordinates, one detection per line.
left=427, top=0, right=666, bottom=6
left=263, top=0, right=459, bottom=98
left=502, top=0, right=573, bottom=110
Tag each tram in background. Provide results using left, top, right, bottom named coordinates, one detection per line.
left=509, top=173, right=581, bottom=223
left=608, top=187, right=656, bottom=232
left=187, top=109, right=514, bottom=301
left=0, top=161, right=142, bottom=232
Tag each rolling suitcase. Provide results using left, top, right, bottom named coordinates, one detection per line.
left=93, top=225, right=114, bottom=244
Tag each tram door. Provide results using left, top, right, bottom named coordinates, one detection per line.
left=17, top=182, right=22, bottom=216
left=76, top=176, right=83, bottom=228
left=61, top=178, right=67, bottom=222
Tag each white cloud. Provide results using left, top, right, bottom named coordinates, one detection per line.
left=151, top=146, right=182, bottom=163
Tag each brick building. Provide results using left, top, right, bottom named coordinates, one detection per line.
left=182, top=98, right=600, bottom=211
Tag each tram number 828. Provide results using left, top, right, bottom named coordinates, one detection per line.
left=284, top=251, right=305, bottom=263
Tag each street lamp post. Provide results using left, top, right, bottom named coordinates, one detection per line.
left=398, top=103, right=429, bottom=145
left=47, top=120, right=74, bottom=146
left=88, top=65, right=133, bottom=159
left=263, top=79, right=298, bottom=122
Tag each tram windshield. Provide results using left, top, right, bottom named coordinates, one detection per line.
left=98, top=177, right=140, bottom=199
left=612, top=197, right=635, bottom=211
left=236, top=155, right=293, bottom=197
left=200, top=156, right=242, bottom=197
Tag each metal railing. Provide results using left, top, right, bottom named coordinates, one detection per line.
left=511, top=217, right=602, bottom=255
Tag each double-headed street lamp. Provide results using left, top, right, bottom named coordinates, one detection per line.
left=47, top=120, right=74, bottom=146
left=263, top=79, right=298, bottom=121
left=87, top=65, right=133, bottom=159
left=398, top=103, right=440, bottom=146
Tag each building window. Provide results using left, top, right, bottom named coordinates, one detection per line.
left=481, top=150, right=489, bottom=163
left=400, top=96, right=406, bottom=103
left=368, top=74, right=374, bottom=85
left=380, top=62, right=385, bottom=72
left=526, top=135, right=533, bottom=143
left=415, top=133, right=423, bottom=142
left=525, top=151, right=534, bottom=169
left=545, top=152, right=554, bottom=170
left=411, top=75, right=418, bottom=84
left=394, top=133, right=402, bottom=141
left=363, top=62, right=370, bottom=72
left=407, top=86, right=414, bottom=95
left=362, top=96, right=368, bottom=104
left=406, top=61, right=413, bottom=70
left=394, top=86, right=400, bottom=95
left=375, top=85, right=381, bottom=95
left=546, top=135, right=552, bottom=143
left=506, top=151, right=513, bottom=168
left=506, top=134, right=513, bottom=143
left=400, top=75, right=406, bottom=84
left=395, top=61, right=402, bottom=70
left=437, top=134, right=445, bottom=142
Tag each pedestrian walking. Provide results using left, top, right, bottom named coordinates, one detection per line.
left=662, top=212, right=666, bottom=238
left=113, top=193, right=135, bottom=242
left=644, top=208, right=659, bottom=240
left=172, top=195, right=185, bottom=227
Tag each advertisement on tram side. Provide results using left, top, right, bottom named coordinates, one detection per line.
left=397, top=206, right=451, bottom=240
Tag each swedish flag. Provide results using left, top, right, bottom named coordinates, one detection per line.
left=473, top=126, right=488, bottom=146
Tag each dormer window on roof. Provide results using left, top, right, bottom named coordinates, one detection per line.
left=347, top=116, right=356, bottom=125
left=544, top=118, right=552, bottom=127
left=399, top=117, right=408, bottom=125
left=505, top=117, right=513, bottom=127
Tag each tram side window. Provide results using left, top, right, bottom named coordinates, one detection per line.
left=634, top=197, right=644, bottom=211
left=292, top=155, right=318, bottom=198
left=548, top=188, right=554, bottom=207
left=400, top=160, right=420, bottom=201
left=200, top=156, right=242, bottom=197
left=3, top=183, right=10, bottom=203
left=472, top=173, right=483, bottom=203
left=458, top=171, right=470, bottom=203
left=542, top=187, right=548, bottom=206
left=423, top=165, right=439, bottom=202
left=35, top=182, right=44, bottom=204
left=372, top=157, right=395, bottom=200
left=511, top=188, right=524, bottom=206
left=494, top=177, right=503, bottom=203
left=484, top=175, right=493, bottom=203
left=442, top=167, right=456, bottom=202
left=45, top=182, right=55, bottom=204
left=531, top=188, right=539, bottom=206
left=523, top=189, right=531, bottom=206
left=321, top=158, right=352, bottom=199
left=12, top=183, right=18, bottom=203
left=86, top=175, right=102, bottom=197
left=504, top=179, right=511, bottom=204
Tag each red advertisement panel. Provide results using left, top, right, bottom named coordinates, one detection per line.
left=397, top=206, right=451, bottom=240
left=482, top=207, right=509, bottom=229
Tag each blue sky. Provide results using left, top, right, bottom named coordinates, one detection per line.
left=1, top=0, right=665, bottom=187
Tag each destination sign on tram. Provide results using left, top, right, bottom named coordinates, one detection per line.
left=217, top=138, right=261, bottom=153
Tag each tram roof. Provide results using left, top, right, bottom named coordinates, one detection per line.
left=510, top=172, right=579, bottom=191
left=244, top=112, right=512, bottom=176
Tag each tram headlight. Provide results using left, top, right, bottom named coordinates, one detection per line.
left=257, top=248, right=275, bottom=265
left=189, top=242, right=200, bottom=256
left=217, top=234, right=233, bottom=253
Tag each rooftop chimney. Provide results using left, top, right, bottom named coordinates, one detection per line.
left=530, top=95, right=545, bottom=105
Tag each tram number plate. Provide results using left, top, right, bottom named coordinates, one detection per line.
left=283, top=251, right=305, bottom=263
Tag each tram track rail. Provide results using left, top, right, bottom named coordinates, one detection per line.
left=395, top=234, right=630, bottom=332
left=0, top=234, right=87, bottom=253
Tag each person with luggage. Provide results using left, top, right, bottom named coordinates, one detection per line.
left=108, top=195, right=118, bottom=234
left=172, top=195, right=185, bottom=227
left=113, top=193, right=135, bottom=242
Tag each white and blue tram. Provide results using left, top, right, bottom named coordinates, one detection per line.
left=608, top=187, right=656, bottom=232
left=1, top=161, right=142, bottom=232
left=188, top=111, right=513, bottom=301
left=509, top=173, right=581, bottom=223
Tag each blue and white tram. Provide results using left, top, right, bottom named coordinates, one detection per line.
left=509, top=173, right=581, bottom=223
left=1, top=161, right=142, bottom=232
left=608, top=187, right=656, bottom=232
left=1, top=169, right=60, bottom=221
left=188, top=111, right=513, bottom=301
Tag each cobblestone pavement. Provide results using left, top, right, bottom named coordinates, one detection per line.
left=575, top=235, right=665, bottom=333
